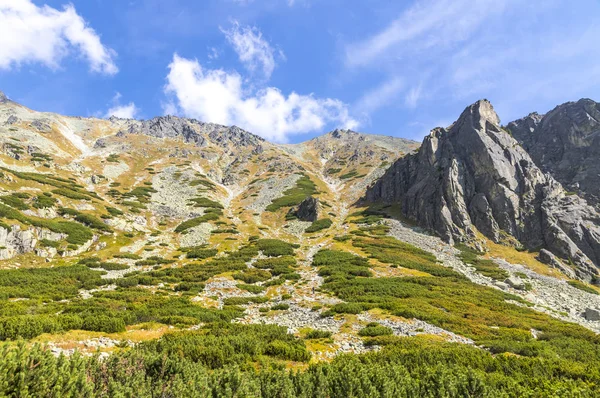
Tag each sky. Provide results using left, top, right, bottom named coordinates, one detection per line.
left=1, top=0, right=600, bottom=143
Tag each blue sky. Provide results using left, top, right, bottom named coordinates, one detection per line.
left=1, top=0, right=600, bottom=143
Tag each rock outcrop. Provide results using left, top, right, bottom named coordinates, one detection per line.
left=289, top=197, right=320, bottom=222
left=508, top=99, right=600, bottom=206
left=365, top=99, right=600, bottom=280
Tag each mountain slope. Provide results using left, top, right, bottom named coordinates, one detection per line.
left=365, top=99, right=600, bottom=280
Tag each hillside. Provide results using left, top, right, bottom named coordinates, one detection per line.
left=1, top=92, right=600, bottom=395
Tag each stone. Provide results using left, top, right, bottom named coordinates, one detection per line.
left=584, top=308, right=600, bottom=321
left=505, top=277, right=526, bottom=290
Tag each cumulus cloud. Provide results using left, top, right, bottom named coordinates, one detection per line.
left=221, top=21, right=277, bottom=79
left=105, top=92, right=138, bottom=119
left=0, top=0, right=117, bottom=74
left=164, top=54, right=357, bottom=142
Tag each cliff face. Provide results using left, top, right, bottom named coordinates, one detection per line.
left=366, top=100, right=600, bottom=280
left=508, top=99, right=600, bottom=206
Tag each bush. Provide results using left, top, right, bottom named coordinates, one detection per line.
left=359, top=324, right=393, bottom=337
left=305, top=218, right=333, bottom=233
left=306, top=329, right=332, bottom=339
left=256, top=239, right=296, bottom=257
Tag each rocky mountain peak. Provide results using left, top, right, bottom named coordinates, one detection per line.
left=0, top=90, right=8, bottom=103
left=365, top=99, right=600, bottom=280
left=457, top=99, right=501, bottom=128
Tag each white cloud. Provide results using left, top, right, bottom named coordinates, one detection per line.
left=105, top=92, right=138, bottom=119
left=164, top=54, right=357, bottom=142
left=404, top=84, right=423, bottom=109
left=346, top=0, right=600, bottom=130
left=355, top=77, right=404, bottom=114
left=221, top=21, right=277, bottom=79
left=0, top=0, right=117, bottom=74
left=344, top=0, right=508, bottom=69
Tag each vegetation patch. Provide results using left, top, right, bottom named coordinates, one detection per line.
left=265, top=174, right=317, bottom=211
left=305, top=218, right=332, bottom=233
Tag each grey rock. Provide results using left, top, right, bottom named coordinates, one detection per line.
left=505, top=276, right=526, bottom=290
left=289, top=196, right=319, bottom=222
left=365, top=99, right=600, bottom=280
left=508, top=99, right=600, bottom=206
left=5, top=115, right=18, bottom=125
left=0, top=90, right=8, bottom=103
left=537, top=249, right=576, bottom=278
left=30, top=119, right=51, bottom=133
left=584, top=308, right=600, bottom=321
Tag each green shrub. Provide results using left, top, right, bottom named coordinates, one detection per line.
left=266, top=174, right=317, bottom=211
left=305, top=218, right=332, bottom=233
left=359, top=324, right=393, bottom=337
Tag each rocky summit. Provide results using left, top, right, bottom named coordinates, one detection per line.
left=365, top=99, right=600, bottom=280
left=2, top=93, right=600, bottom=395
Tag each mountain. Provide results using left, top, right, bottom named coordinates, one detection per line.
left=365, top=99, right=600, bottom=281
left=507, top=98, right=600, bottom=206
left=3, top=91, right=600, bottom=396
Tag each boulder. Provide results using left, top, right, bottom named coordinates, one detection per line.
left=537, top=249, right=576, bottom=278
left=289, top=197, right=319, bottom=222
left=584, top=308, right=600, bottom=321
left=505, top=276, right=526, bottom=290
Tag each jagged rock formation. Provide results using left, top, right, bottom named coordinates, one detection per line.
left=508, top=99, right=600, bottom=206
left=113, top=115, right=265, bottom=150
left=289, top=197, right=320, bottom=222
left=365, top=100, right=600, bottom=280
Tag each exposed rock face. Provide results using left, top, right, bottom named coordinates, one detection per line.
left=290, top=197, right=319, bottom=222
left=365, top=100, right=600, bottom=280
left=127, top=116, right=207, bottom=146
left=508, top=99, right=600, bottom=206
left=0, top=90, right=8, bottom=104
left=116, top=116, right=265, bottom=150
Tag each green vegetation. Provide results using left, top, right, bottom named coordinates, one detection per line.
left=185, top=247, right=218, bottom=259
left=567, top=280, right=599, bottom=295
left=339, top=170, right=359, bottom=179
left=58, top=208, right=112, bottom=232
left=33, top=193, right=57, bottom=209
left=358, top=323, right=393, bottom=337
left=0, top=193, right=30, bottom=210
left=256, top=239, right=297, bottom=257
left=175, top=213, right=220, bottom=233
left=0, top=203, right=92, bottom=245
left=305, top=329, right=332, bottom=339
left=456, top=243, right=509, bottom=280
left=106, top=153, right=120, bottom=162
left=312, top=232, right=600, bottom=368
left=265, top=174, right=317, bottom=211
left=188, top=197, right=223, bottom=209
left=2, top=331, right=599, bottom=396
left=305, top=218, right=332, bottom=233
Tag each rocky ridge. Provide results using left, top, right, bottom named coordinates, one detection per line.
left=365, top=100, right=600, bottom=280
left=508, top=99, right=600, bottom=206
